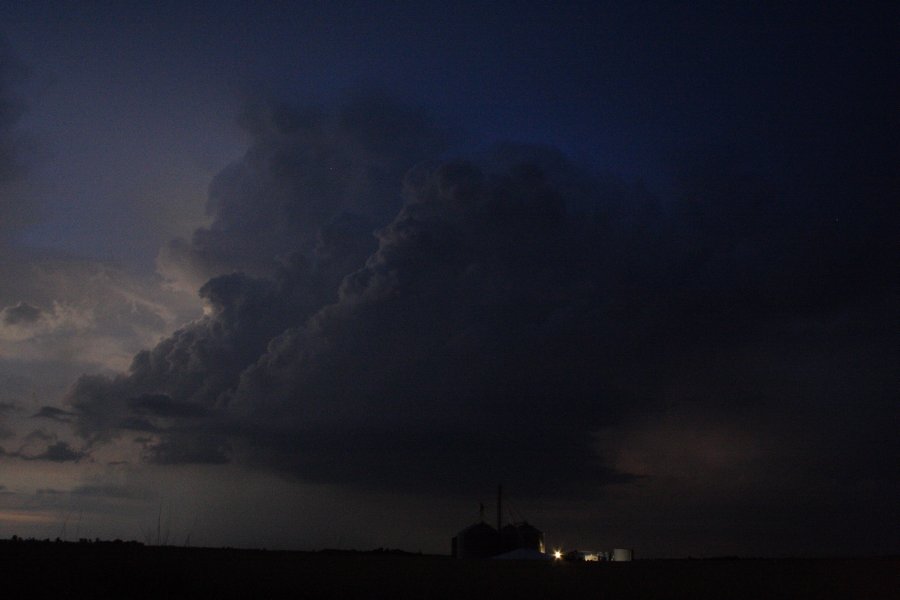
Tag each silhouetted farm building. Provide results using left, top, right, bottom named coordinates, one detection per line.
left=451, top=486, right=545, bottom=558
left=501, top=522, right=544, bottom=554
left=451, top=522, right=499, bottom=559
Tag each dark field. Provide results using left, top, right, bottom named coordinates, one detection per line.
left=2, top=541, right=896, bottom=599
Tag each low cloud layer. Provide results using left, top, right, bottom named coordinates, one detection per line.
left=2, top=301, right=42, bottom=325
left=0, top=428, right=84, bottom=463
left=60, top=96, right=897, bottom=516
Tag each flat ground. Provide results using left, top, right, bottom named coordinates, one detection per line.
left=2, top=541, right=896, bottom=599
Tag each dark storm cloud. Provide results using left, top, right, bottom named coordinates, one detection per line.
left=222, top=155, right=652, bottom=492
left=31, top=406, right=76, bottom=423
left=157, top=95, right=445, bottom=290
left=0, top=435, right=84, bottom=462
left=66, top=260, right=331, bottom=443
left=31, top=440, right=83, bottom=462
left=2, top=302, right=42, bottom=325
left=66, top=89, right=896, bottom=506
left=68, top=139, right=653, bottom=490
left=128, top=393, right=210, bottom=419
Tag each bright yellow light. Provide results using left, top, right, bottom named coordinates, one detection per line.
left=553, top=549, right=562, bottom=560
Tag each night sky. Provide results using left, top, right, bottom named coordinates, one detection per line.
left=0, top=2, right=896, bottom=557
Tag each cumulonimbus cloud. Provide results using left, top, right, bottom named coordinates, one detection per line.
left=62, top=96, right=897, bottom=501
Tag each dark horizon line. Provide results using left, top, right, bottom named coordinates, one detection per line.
left=2, top=536, right=897, bottom=561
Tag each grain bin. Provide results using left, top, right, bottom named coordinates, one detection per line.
left=612, top=548, right=633, bottom=561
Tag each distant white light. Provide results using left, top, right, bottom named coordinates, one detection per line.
left=553, top=549, right=562, bottom=560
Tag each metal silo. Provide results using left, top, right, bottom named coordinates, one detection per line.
left=612, top=548, right=633, bottom=561
left=452, top=522, right=499, bottom=558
